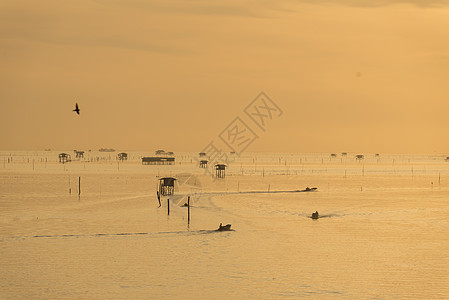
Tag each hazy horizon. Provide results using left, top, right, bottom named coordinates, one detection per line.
left=1, top=149, right=448, bottom=157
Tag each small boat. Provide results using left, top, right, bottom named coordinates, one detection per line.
left=217, top=223, right=232, bottom=231
left=297, top=187, right=317, bottom=192
left=311, top=211, right=319, bottom=219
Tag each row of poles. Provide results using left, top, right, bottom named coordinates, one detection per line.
left=167, top=196, right=191, bottom=224
left=68, top=176, right=81, bottom=196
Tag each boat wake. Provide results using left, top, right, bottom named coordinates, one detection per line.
left=4, top=229, right=234, bottom=241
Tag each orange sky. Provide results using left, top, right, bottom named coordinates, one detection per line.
left=1, top=0, right=448, bottom=154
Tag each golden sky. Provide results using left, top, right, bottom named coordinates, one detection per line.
left=1, top=0, right=448, bottom=154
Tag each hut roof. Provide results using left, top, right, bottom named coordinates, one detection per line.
left=159, top=177, right=176, bottom=185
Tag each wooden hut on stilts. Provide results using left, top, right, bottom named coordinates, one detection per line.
left=215, top=164, right=226, bottom=179
left=75, top=151, right=84, bottom=159
left=158, top=177, right=176, bottom=196
left=200, top=160, right=208, bottom=168
left=58, top=153, right=71, bottom=164
left=117, top=152, right=128, bottom=160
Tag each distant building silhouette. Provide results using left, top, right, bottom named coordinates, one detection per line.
left=75, top=150, right=84, bottom=159
left=158, top=177, right=176, bottom=196
left=215, top=164, right=226, bottom=178
left=117, top=152, right=128, bottom=160
left=142, top=156, right=175, bottom=165
left=58, top=153, right=71, bottom=164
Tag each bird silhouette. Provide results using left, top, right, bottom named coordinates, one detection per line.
left=73, top=103, right=80, bottom=115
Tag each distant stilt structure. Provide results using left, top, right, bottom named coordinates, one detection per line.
left=215, top=164, right=226, bottom=179
left=199, top=160, right=208, bottom=168
left=158, top=177, right=176, bottom=196
left=142, top=157, right=175, bottom=165
left=117, top=152, right=128, bottom=160
left=75, top=151, right=84, bottom=159
left=58, top=153, right=71, bottom=164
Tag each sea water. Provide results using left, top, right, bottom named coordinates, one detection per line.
left=1, top=151, right=448, bottom=299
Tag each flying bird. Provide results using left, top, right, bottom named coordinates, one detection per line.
left=73, top=103, right=80, bottom=115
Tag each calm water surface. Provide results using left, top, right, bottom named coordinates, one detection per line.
left=1, top=151, right=448, bottom=299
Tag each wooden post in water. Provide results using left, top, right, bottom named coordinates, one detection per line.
left=167, top=198, right=170, bottom=215
left=78, top=176, right=81, bottom=196
left=187, top=196, right=190, bottom=224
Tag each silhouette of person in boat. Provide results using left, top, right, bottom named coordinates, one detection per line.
left=217, top=223, right=232, bottom=231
